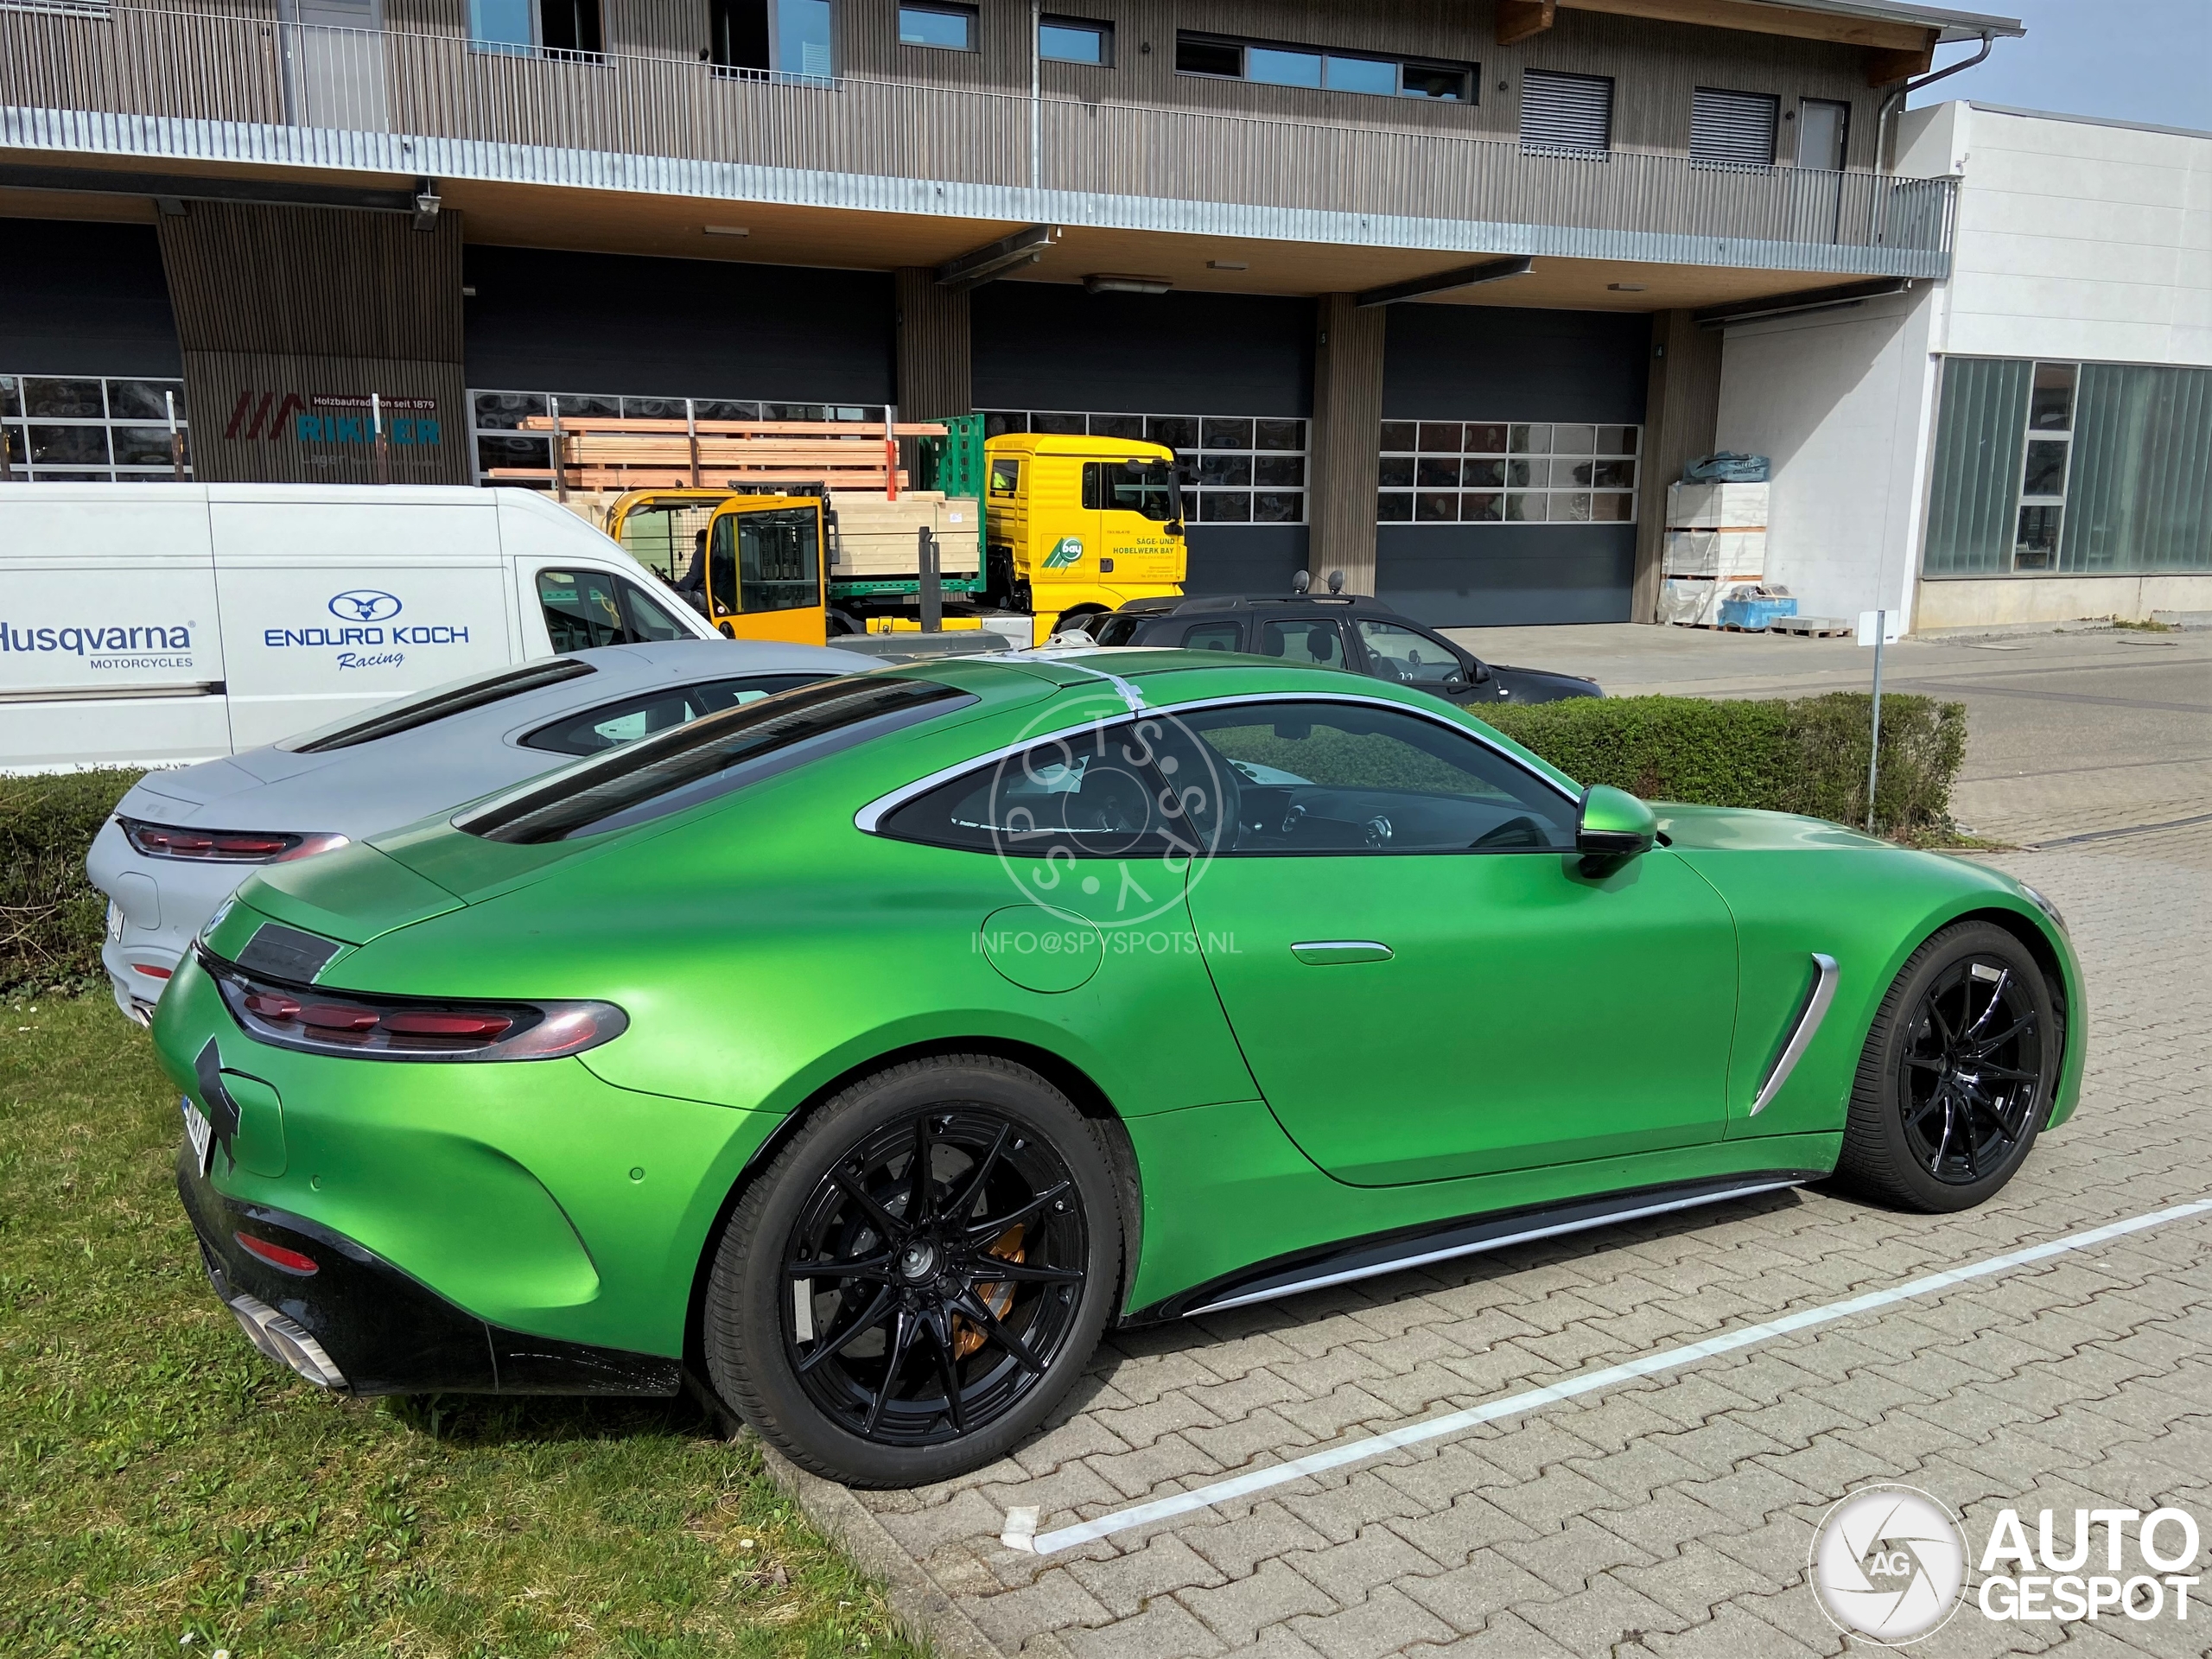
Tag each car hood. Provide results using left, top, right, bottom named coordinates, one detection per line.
left=1654, top=804, right=1889, bottom=852
left=1488, top=663, right=1603, bottom=698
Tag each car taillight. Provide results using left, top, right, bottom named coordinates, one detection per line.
left=120, top=818, right=349, bottom=865
left=235, top=1232, right=319, bottom=1275
left=200, top=944, right=626, bottom=1063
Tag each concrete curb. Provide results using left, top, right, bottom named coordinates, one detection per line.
left=756, top=1441, right=1011, bottom=1659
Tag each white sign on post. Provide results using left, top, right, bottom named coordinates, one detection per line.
left=1857, top=609, right=1902, bottom=647
left=1857, top=609, right=1895, bottom=831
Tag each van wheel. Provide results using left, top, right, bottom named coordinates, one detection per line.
left=703, top=1055, right=1121, bottom=1487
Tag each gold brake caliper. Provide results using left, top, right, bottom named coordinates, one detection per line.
left=954, top=1224, right=1027, bottom=1360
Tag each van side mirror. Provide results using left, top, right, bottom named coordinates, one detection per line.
left=1576, top=785, right=1656, bottom=871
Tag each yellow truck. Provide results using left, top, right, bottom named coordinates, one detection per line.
left=984, top=433, right=1187, bottom=641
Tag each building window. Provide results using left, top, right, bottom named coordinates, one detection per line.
left=1376, top=420, right=1637, bottom=524
left=468, top=0, right=603, bottom=58
left=981, top=410, right=1309, bottom=524
left=1, top=373, right=190, bottom=482
left=899, top=2, right=976, bottom=51
left=1691, top=87, right=1780, bottom=168
left=2012, top=362, right=2075, bottom=571
left=468, top=390, right=887, bottom=491
left=709, top=0, right=834, bottom=77
left=1173, top=33, right=1472, bottom=102
left=1039, top=15, right=1110, bottom=65
left=1520, top=69, right=1612, bottom=156
left=1924, top=356, right=2212, bottom=578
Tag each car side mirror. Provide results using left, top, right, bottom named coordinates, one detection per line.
left=1469, top=659, right=1491, bottom=683
left=1577, top=785, right=1656, bottom=872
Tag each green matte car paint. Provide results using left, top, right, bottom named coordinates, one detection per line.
left=154, top=652, right=2084, bottom=1397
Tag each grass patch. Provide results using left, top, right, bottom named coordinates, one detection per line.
left=0, top=996, right=924, bottom=1659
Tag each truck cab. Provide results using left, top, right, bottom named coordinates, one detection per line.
left=983, top=433, right=1186, bottom=641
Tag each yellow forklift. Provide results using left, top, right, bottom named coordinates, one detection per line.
left=606, top=489, right=829, bottom=645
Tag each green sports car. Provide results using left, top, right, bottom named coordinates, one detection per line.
left=154, top=651, right=2082, bottom=1487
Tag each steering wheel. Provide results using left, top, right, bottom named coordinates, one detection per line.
left=1471, top=814, right=1548, bottom=849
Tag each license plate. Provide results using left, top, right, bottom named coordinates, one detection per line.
left=181, top=1095, right=214, bottom=1178
left=107, top=900, right=124, bottom=944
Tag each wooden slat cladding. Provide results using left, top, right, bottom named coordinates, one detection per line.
left=1309, top=293, right=1385, bottom=594
left=158, top=200, right=468, bottom=483
left=157, top=200, right=463, bottom=359
left=180, top=349, right=470, bottom=483
left=895, top=267, right=974, bottom=419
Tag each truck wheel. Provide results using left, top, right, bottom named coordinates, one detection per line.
left=703, top=1055, right=1122, bottom=1487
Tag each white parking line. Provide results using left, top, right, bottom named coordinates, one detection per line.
left=1016, top=1197, right=2212, bottom=1556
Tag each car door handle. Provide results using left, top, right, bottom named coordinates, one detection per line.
left=1291, top=940, right=1394, bottom=965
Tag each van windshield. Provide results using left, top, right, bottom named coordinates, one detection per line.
left=455, top=675, right=975, bottom=844
left=282, top=658, right=597, bottom=753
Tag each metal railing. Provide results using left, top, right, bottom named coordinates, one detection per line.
left=1, top=3, right=1955, bottom=262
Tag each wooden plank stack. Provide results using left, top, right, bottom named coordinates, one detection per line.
left=829, top=491, right=980, bottom=579
left=489, top=415, right=947, bottom=493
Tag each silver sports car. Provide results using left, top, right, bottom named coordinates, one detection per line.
left=87, top=638, right=854, bottom=1023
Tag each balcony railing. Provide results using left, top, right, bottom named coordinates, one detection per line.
left=1, top=3, right=1955, bottom=270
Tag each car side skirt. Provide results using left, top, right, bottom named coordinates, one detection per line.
left=1128, top=1170, right=1826, bottom=1324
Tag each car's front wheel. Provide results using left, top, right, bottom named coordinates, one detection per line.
left=704, top=1054, right=1121, bottom=1486
left=1834, top=920, right=2058, bottom=1212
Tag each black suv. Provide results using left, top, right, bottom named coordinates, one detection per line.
left=1072, top=594, right=1601, bottom=706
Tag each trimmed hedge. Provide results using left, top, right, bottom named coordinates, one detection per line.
left=0, top=691, right=1965, bottom=999
left=1485, top=691, right=1967, bottom=836
left=1, top=768, right=146, bottom=998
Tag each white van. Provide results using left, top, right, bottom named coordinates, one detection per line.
left=0, top=483, right=719, bottom=771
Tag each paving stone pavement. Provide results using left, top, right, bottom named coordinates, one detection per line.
left=808, top=817, right=2212, bottom=1659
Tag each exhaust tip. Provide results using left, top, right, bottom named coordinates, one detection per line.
left=225, top=1290, right=349, bottom=1390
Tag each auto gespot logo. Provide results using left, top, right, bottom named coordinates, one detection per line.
left=259, top=590, right=476, bottom=666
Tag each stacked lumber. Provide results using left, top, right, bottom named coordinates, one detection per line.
left=829, top=490, right=980, bottom=579
left=496, top=416, right=947, bottom=493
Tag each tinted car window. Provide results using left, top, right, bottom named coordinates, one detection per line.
left=461, top=677, right=972, bottom=843
left=538, top=569, right=687, bottom=650
left=1166, top=699, right=1576, bottom=853
left=520, top=672, right=833, bottom=755
left=1092, top=614, right=1142, bottom=647
left=282, top=658, right=595, bottom=753
left=1357, top=619, right=1464, bottom=688
left=1180, top=620, right=1243, bottom=651
left=1261, top=619, right=1348, bottom=669
left=881, top=718, right=1198, bottom=859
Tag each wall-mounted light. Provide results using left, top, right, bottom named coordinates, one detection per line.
left=1084, top=273, right=1172, bottom=295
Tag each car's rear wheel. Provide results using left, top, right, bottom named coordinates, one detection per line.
left=704, top=1054, right=1121, bottom=1486
left=1834, top=921, right=2057, bottom=1213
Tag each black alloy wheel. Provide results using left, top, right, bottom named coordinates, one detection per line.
left=704, top=1054, right=1121, bottom=1486
left=1896, top=954, right=2044, bottom=1185
left=783, top=1107, right=1089, bottom=1446
left=1834, top=920, right=2058, bottom=1213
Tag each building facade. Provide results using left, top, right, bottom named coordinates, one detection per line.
left=3, top=0, right=2014, bottom=625
left=1714, top=99, right=2212, bottom=631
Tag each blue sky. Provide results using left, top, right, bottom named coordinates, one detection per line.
left=1911, top=0, right=2212, bottom=131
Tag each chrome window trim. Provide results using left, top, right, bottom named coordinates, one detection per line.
left=1748, top=951, right=1840, bottom=1117
left=852, top=687, right=1580, bottom=834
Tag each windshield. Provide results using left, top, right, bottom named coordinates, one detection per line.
left=1083, top=458, right=1179, bottom=522
left=281, top=658, right=595, bottom=753
left=455, top=675, right=974, bottom=843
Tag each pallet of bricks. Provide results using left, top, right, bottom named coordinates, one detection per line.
left=1658, top=480, right=1770, bottom=627
left=489, top=415, right=979, bottom=586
